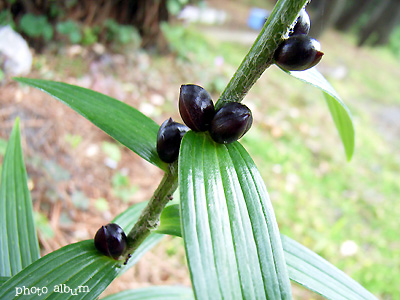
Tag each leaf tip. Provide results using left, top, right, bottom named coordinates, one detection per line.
left=346, top=149, right=354, bottom=162
left=12, top=77, right=25, bottom=83
left=11, top=118, right=20, bottom=136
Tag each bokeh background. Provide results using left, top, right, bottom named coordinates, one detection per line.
left=1, top=0, right=399, bottom=299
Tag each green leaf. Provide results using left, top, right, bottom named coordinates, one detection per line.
left=156, top=204, right=181, bottom=237
left=285, top=68, right=355, bottom=161
left=0, top=240, right=121, bottom=300
left=102, top=286, right=194, bottom=300
left=282, top=235, right=378, bottom=300
left=0, top=119, right=40, bottom=277
left=0, top=138, right=7, bottom=156
left=179, top=131, right=292, bottom=300
left=157, top=205, right=378, bottom=300
left=13, top=78, right=168, bottom=171
left=0, top=277, right=10, bottom=287
left=157, top=204, right=181, bottom=237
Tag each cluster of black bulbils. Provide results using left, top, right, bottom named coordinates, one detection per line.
left=93, top=9, right=322, bottom=260
left=274, top=9, right=324, bottom=71
left=93, top=87, right=253, bottom=260
left=157, top=84, right=253, bottom=163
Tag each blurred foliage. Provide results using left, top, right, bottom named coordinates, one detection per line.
left=64, top=134, right=82, bottom=149
left=111, top=172, right=138, bottom=203
left=56, top=20, right=82, bottom=44
left=55, top=19, right=141, bottom=48
left=71, top=190, right=90, bottom=210
left=0, top=0, right=173, bottom=51
left=101, top=141, right=121, bottom=163
left=161, top=23, right=243, bottom=94
left=42, top=159, right=71, bottom=183
left=104, top=19, right=141, bottom=47
left=166, top=0, right=189, bottom=15
left=34, top=211, right=54, bottom=240
left=29, top=156, right=71, bottom=203
left=19, top=14, right=53, bottom=41
left=81, top=26, right=99, bottom=46
left=161, top=23, right=204, bottom=62
left=94, top=197, right=109, bottom=212
left=389, top=26, right=400, bottom=58
left=0, top=10, right=14, bottom=26
left=0, top=9, right=141, bottom=51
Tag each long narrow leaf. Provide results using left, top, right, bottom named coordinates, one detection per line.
left=0, top=277, right=10, bottom=287
left=14, top=78, right=167, bottom=171
left=157, top=204, right=378, bottom=300
left=285, top=68, right=355, bottom=161
left=281, top=235, right=378, bottom=300
left=0, top=119, right=40, bottom=277
left=179, top=131, right=292, bottom=300
left=0, top=240, right=121, bottom=300
left=102, top=286, right=194, bottom=300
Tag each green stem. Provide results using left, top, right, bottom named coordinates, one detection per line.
left=215, top=0, right=309, bottom=110
left=125, top=162, right=178, bottom=254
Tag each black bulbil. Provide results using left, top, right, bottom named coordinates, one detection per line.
left=157, top=118, right=189, bottom=163
left=290, top=9, right=310, bottom=36
left=179, top=84, right=215, bottom=132
left=274, top=35, right=324, bottom=71
left=94, top=223, right=127, bottom=260
left=210, top=102, right=253, bottom=144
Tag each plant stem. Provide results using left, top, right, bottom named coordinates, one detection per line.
left=125, top=162, right=178, bottom=254
left=215, top=0, right=309, bottom=110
